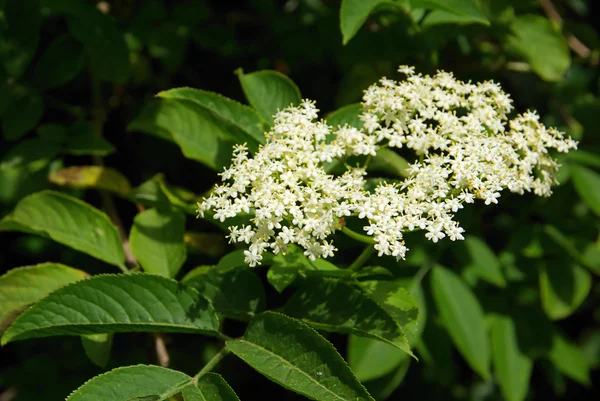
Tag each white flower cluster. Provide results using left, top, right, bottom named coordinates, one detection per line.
left=199, top=66, right=577, bottom=266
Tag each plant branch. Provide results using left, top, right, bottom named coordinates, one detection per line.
left=348, top=245, right=375, bottom=271
left=192, top=346, right=231, bottom=383
left=341, top=226, right=376, bottom=245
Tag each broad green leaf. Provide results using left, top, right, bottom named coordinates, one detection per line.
left=540, top=262, right=591, bottom=320
left=130, top=208, right=187, bottom=278
left=358, top=279, right=420, bottom=346
left=347, top=335, right=406, bottom=382
left=127, top=174, right=197, bottom=215
left=65, top=134, right=116, bottom=156
left=66, top=365, right=192, bottom=401
left=181, top=373, right=240, bottom=401
left=42, top=0, right=131, bottom=83
left=32, top=34, right=85, bottom=89
left=236, top=69, right=302, bottom=125
left=49, top=166, right=132, bottom=195
left=491, top=315, right=533, bottom=401
left=506, top=15, right=570, bottom=82
left=227, top=312, right=374, bottom=401
left=368, top=148, right=410, bottom=178
left=464, top=236, right=506, bottom=287
left=414, top=0, right=489, bottom=26
left=0, top=138, right=61, bottom=171
left=431, top=266, right=490, bottom=380
left=548, top=332, right=591, bottom=386
left=0, top=263, right=87, bottom=332
left=0, top=191, right=125, bottom=269
left=158, top=88, right=267, bottom=143
left=570, top=164, right=600, bottom=217
left=267, top=245, right=314, bottom=292
left=182, top=265, right=265, bottom=321
left=340, top=0, right=389, bottom=45
left=128, top=98, right=259, bottom=170
left=567, top=151, right=600, bottom=169
left=1, top=273, right=219, bottom=344
left=542, top=225, right=600, bottom=275
left=1, top=91, right=44, bottom=141
left=82, top=333, right=113, bottom=368
left=364, top=359, right=410, bottom=401
left=326, top=103, right=364, bottom=129
left=284, top=279, right=414, bottom=358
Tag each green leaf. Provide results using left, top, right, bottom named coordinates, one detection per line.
left=414, top=0, right=489, bottom=26
left=368, top=148, right=410, bottom=178
left=0, top=191, right=125, bottom=269
left=32, top=34, right=85, bottom=89
left=81, top=333, right=113, bottom=368
left=340, top=0, right=389, bottom=45
left=42, top=0, right=131, bottom=83
left=0, top=263, right=87, bottom=333
left=570, top=164, right=600, bottom=217
left=158, top=88, right=267, bottom=144
left=1, top=91, right=44, bottom=141
left=0, top=138, right=61, bottom=171
left=463, top=236, right=506, bottom=287
left=284, top=279, right=414, bottom=358
left=65, top=365, right=192, bottom=401
left=431, top=266, right=490, bottom=380
left=267, top=245, right=314, bottom=292
left=491, top=315, right=533, bottom=401
left=540, top=262, right=591, bottom=320
left=542, top=225, right=600, bottom=275
left=567, top=151, right=600, bottom=169
left=184, top=232, right=227, bottom=258
left=364, top=358, right=410, bottom=401
left=65, top=134, right=116, bottom=157
left=0, top=0, right=42, bottom=78
left=548, top=332, right=591, bottom=386
left=130, top=208, right=187, bottom=278
left=506, top=15, right=570, bottom=82
left=358, top=279, right=420, bottom=346
left=227, top=312, right=374, bottom=401
left=326, top=103, right=364, bottom=129
left=181, top=373, right=240, bottom=401
left=2, top=273, right=219, bottom=344
left=182, top=265, right=265, bottom=321
left=49, top=166, right=132, bottom=195
left=128, top=98, right=259, bottom=170
left=126, top=174, right=197, bottom=215
left=347, top=335, right=407, bottom=382
left=236, top=69, right=302, bottom=125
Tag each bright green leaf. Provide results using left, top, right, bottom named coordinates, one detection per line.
left=236, top=69, right=301, bottom=125
left=507, top=15, right=570, bottom=82
left=2, top=273, right=219, bottom=344
left=284, top=279, right=414, bottom=358
left=182, top=265, right=265, bottom=321
left=267, top=245, right=314, bottom=292
left=181, top=373, right=240, bottom=401
left=65, top=365, right=191, bottom=401
left=491, top=315, right=533, bottom=401
left=464, top=236, right=506, bottom=287
left=347, top=335, right=407, bottom=382
left=49, top=166, right=132, bottom=195
left=227, top=312, right=374, bottom=401
left=340, top=0, right=389, bottom=45
left=414, top=0, right=489, bottom=26
left=431, top=266, right=490, bottom=380
left=32, top=34, right=85, bottom=89
left=158, top=87, right=267, bottom=144
left=326, top=103, right=364, bottom=129
left=364, top=358, right=410, bottom=400
left=0, top=263, right=87, bottom=333
left=81, top=333, right=113, bottom=368
left=130, top=208, right=187, bottom=278
left=0, top=191, right=125, bottom=269
left=548, top=332, right=591, bottom=386
left=540, top=262, right=591, bottom=320
left=571, top=164, right=600, bottom=217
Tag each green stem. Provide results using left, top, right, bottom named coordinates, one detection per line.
left=411, top=261, right=433, bottom=291
left=341, top=226, right=376, bottom=245
left=348, top=245, right=375, bottom=271
left=193, top=346, right=231, bottom=382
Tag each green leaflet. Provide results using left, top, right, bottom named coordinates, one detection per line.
left=181, top=373, right=240, bottom=401
left=463, top=236, right=506, bottom=287
left=0, top=191, right=125, bottom=269
left=431, top=266, right=490, bottom=380
left=130, top=207, right=187, bottom=278
left=236, top=69, right=302, bottom=125
left=2, top=273, right=219, bottom=344
left=339, top=0, right=389, bottom=45
left=570, top=164, right=600, bottom=218
left=66, top=365, right=191, bottom=401
left=227, top=312, right=374, bottom=401
left=284, top=278, right=414, bottom=358
left=539, top=262, right=591, bottom=320
left=0, top=263, right=87, bottom=333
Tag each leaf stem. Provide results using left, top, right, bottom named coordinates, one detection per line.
left=411, top=261, right=433, bottom=291
left=193, top=346, right=231, bottom=383
left=348, top=245, right=375, bottom=271
left=341, top=226, right=376, bottom=245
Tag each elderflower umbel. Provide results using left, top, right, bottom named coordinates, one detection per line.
left=198, top=66, right=577, bottom=266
